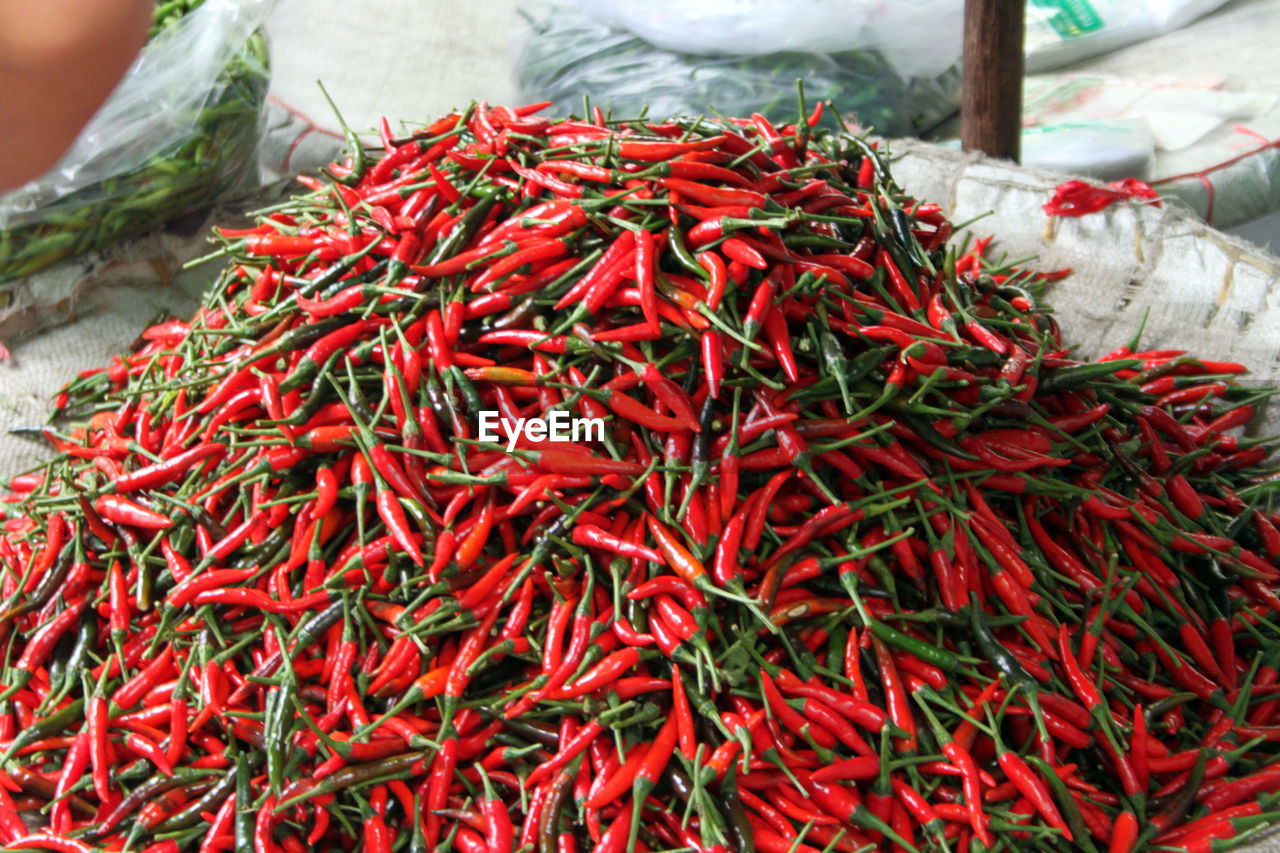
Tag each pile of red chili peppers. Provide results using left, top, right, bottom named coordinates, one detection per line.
left=2, top=100, right=1280, bottom=853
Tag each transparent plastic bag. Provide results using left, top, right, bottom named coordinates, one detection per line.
left=513, top=1, right=962, bottom=138
left=0, top=0, right=273, bottom=282
left=1025, top=0, right=1231, bottom=72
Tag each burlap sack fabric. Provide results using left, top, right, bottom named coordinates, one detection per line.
left=890, top=138, right=1280, bottom=398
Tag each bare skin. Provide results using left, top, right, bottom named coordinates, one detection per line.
left=0, top=0, right=152, bottom=190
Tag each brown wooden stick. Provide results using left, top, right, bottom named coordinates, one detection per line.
left=961, top=0, right=1025, bottom=162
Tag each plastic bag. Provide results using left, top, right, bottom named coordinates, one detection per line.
left=513, top=2, right=962, bottom=138
left=581, top=0, right=964, bottom=78
left=1020, top=120, right=1156, bottom=180
left=0, top=0, right=272, bottom=282
left=1025, top=0, right=1231, bottom=72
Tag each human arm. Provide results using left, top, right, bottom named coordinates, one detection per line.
left=0, top=0, right=153, bottom=190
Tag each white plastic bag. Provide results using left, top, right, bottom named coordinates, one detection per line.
left=0, top=0, right=273, bottom=281
left=1019, top=120, right=1156, bottom=179
left=587, top=0, right=1230, bottom=77
left=577, top=0, right=963, bottom=79
left=1025, top=0, right=1231, bottom=71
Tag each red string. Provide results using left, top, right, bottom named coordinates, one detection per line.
left=1147, top=125, right=1280, bottom=225
left=267, top=96, right=345, bottom=173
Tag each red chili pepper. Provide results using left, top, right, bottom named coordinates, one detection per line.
left=759, top=668, right=838, bottom=750
left=124, top=732, right=174, bottom=776
left=86, top=691, right=111, bottom=802
left=470, top=238, right=570, bottom=293
left=554, top=230, right=636, bottom=310
left=645, top=514, right=708, bottom=592
left=16, top=601, right=86, bottom=672
left=374, top=488, right=423, bottom=567
left=3, top=834, right=98, bottom=853
left=763, top=309, right=798, bottom=382
left=998, top=749, right=1072, bottom=839
left=1056, top=625, right=1102, bottom=710
left=94, top=495, right=172, bottom=530
left=572, top=524, right=661, bottom=563
left=49, top=731, right=89, bottom=834
left=556, top=647, right=641, bottom=700
left=660, top=177, right=767, bottom=209
left=112, top=444, right=226, bottom=493
left=636, top=363, right=699, bottom=431
left=617, top=136, right=727, bottom=161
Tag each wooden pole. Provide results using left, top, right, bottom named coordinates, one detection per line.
left=961, top=0, right=1025, bottom=162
